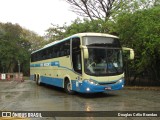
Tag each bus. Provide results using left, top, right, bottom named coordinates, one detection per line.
left=30, top=33, right=134, bottom=94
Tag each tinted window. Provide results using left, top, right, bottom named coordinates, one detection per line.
left=31, top=39, right=70, bottom=62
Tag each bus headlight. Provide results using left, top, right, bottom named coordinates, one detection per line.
left=85, top=79, right=99, bottom=85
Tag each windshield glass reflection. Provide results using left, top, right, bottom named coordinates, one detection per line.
left=84, top=48, right=123, bottom=76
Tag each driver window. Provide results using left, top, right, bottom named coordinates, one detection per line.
left=72, top=37, right=82, bottom=74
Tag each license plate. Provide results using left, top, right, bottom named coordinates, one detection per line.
left=105, top=87, right=111, bottom=90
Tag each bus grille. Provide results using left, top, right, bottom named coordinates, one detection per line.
left=99, top=82, right=117, bottom=85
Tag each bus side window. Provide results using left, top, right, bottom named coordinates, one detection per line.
left=52, top=48, right=56, bottom=58
left=47, top=47, right=52, bottom=59
left=59, top=40, right=70, bottom=57
left=60, top=43, right=65, bottom=56
left=63, top=40, right=70, bottom=56
left=72, top=37, right=82, bottom=74
left=31, top=54, right=35, bottom=62
left=42, top=50, right=46, bottom=60
left=35, top=53, right=38, bottom=61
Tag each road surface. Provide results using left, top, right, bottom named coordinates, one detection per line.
left=0, top=80, right=159, bottom=120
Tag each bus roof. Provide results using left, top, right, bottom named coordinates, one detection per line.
left=31, top=33, right=118, bottom=54
left=73, top=32, right=118, bottom=38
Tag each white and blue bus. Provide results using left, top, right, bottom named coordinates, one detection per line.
left=30, top=33, right=134, bottom=94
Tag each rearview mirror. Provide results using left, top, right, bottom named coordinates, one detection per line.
left=122, top=47, right=134, bottom=60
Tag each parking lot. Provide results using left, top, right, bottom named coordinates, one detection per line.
left=0, top=80, right=159, bottom=120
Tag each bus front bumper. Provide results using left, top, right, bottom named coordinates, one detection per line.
left=72, top=79, right=124, bottom=93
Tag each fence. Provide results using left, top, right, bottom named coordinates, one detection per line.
left=124, top=68, right=160, bottom=86
left=0, top=73, right=24, bottom=82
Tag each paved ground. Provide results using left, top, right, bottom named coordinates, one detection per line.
left=0, top=80, right=159, bottom=120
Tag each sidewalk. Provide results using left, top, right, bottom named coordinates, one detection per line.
left=124, top=86, right=160, bottom=91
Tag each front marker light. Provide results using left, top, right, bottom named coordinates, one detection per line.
left=119, top=79, right=122, bottom=83
left=86, top=88, right=90, bottom=91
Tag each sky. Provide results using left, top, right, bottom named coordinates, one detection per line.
left=0, top=0, right=78, bottom=36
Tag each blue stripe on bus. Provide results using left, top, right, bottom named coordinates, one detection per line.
left=30, top=64, right=41, bottom=67
left=41, top=76, right=63, bottom=88
left=51, top=61, right=59, bottom=66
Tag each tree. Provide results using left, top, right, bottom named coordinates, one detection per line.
left=65, top=0, right=116, bottom=21
left=0, top=23, right=28, bottom=72
left=115, top=6, right=160, bottom=84
left=65, top=18, right=115, bottom=35
left=45, top=18, right=114, bottom=42
left=0, top=22, right=45, bottom=75
left=65, top=0, right=156, bottom=21
left=22, top=29, right=45, bottom=52
left=45, top=23, right=68, bottom=42
left=154, top=0, right=160, bottom=6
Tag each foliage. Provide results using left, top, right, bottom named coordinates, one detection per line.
left=45, top=18, right=115, bottom=43
left=22, top=29, right=46, bottom=52
left=115, top=6, right=160, bottom=81
left=64, top=18, right=104, bottom=36
left=45, top=24, right=68, bottom=42
left=0, top=22, right=45, bottom=75
left=47, top=0, right=158, bottom=42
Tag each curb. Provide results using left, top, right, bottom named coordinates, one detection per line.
left=124, top=86, right=160, bottom=91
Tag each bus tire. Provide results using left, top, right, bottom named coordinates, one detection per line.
left=64, top=79, right=75, bottom=95
left=36, top=75, right=42, bottom=86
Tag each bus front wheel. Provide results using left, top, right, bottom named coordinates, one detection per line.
left=64, top=79, right=75, bottom=95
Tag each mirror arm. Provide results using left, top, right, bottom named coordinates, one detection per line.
left=122, top=47, right=134, bottom=60
left=80, top=45, right=89, bottom=59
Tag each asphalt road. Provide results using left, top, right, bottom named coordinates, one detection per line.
left=0, top=80, right=159, bottom=120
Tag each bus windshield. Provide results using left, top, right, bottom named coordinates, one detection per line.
left=84, top=48, right=123, bottom=76
left=83, top=36, right=123, bottom=76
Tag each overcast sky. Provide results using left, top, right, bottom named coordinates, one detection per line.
left=0, top=0, right=78, bottom=36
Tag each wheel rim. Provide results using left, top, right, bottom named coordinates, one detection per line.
left=67, top=82, right=71, bottom=92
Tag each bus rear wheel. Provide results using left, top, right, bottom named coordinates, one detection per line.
left=64, top=79, right=75, bottom=95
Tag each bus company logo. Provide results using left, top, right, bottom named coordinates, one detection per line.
left=43, top=62, right=51, bottom=67
left=40, top=63, right=44, bottom=67
left=2, top=112, right=11, bottom=117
